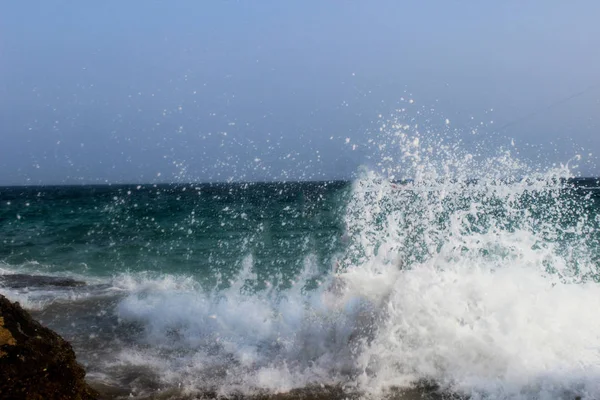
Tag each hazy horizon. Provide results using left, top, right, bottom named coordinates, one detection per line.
left=2, top=1, right=600, bottom=185
left=2, top=175, right=600, bottom=189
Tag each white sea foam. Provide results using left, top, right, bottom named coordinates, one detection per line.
left=107, top=128, right=600, bottom=399
left=3, top=119, right=599, bottom=399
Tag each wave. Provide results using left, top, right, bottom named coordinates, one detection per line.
left=2, top=127, right=600, bottom=399
left=100, top=156, right=600, bottom=398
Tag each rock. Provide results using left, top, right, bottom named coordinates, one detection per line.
left=0, top=274, right=87, bottom=289
left=0, top=294, right=97, bottom=400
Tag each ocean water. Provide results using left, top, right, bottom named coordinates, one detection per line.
left=2, top=137, right=600, bottom=399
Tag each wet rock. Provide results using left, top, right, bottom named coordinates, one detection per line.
left=0, top=274, right=86, bottom=289
left=0, top=294, right=97, bottom=400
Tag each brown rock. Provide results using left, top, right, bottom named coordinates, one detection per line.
left=0, top=294, right=97, bottom=400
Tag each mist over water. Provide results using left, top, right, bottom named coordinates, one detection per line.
left=2, top=122, right=600, bottom=399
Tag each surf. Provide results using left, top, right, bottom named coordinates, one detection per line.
left=1, top=122, right=600, bottom=399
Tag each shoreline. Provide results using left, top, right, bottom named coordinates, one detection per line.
left=1, top=275, right=460, bottom=400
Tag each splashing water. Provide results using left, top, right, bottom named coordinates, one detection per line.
left=335, top=125, right=600, bottom=398
left=339, top=173, right=600, bottom=399
left=2, top=120, right=600, bottom=399
left=104, top=127, right=600, bottom=399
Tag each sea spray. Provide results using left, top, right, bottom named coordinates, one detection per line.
left=1, top=124, right=600, bottom=398
left=107, top=157, right=600, bottom=398
left=333, top=126, right=599, bottom=398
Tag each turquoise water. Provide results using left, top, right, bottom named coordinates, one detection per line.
left=2, top=175, right=600, bottom=399
left=0, top=182, right=348, bottom=284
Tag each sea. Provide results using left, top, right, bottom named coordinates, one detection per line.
left=2, top=136, right=600, bottom=399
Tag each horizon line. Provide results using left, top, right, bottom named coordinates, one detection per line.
left=1, top=176, right=600, bottom=189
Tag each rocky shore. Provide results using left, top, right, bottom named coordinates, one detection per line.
left=0, top=293, right=97, bottom=399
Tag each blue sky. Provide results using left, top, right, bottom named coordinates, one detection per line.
left=2, top=1, right=600, bottom=184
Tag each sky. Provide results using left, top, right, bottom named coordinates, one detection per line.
left=1, top=1, right=600, bottom=185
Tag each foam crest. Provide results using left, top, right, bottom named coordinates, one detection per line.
left=4, top=117, right=599, bottom=399
left=332, top=126, right=600, bottom=398
left=104, top=123, right=600, bottom=398
left=112, top=255, right=374, bottom=393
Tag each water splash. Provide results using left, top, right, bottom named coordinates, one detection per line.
left=2, top=114, right=600, bottom=399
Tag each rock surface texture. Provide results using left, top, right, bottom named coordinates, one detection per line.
left=0, top=294, right=97, bottom=400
